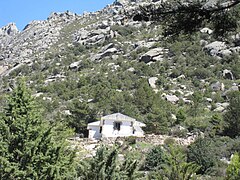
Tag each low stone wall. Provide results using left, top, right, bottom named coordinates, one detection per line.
left=99, top=134, right=198, bottom=146
left=137, top=134, right=197, bottom=146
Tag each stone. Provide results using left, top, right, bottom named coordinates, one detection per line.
left=214, top=106, right=225, bottom=112
left=211, top=81, right=225, bottom=91
left=127, top=67, right=135, bottom=72
left=78, top=29, right=89, bottom=40
left=93, top=47, right=118, bottom=60
left=140, top=47, right=164, bottom=63
left=220, top=49, right=232, bottom=56
left=0, top=65, right=8, bottom=75
left=205, top=98, right=213, bottom=103
left=148, top=77, right=158, bottom=89
left=221, top=102, right=230, bottom=108
left=182, top=98, right=192, bottom=104
left=135, top=41, right=156, bottom=49
left=91, top=29, right=109, bottom=36
left=102, top=43, right=114, bottom=52
left=200, top=39, right=208, bottom=46
left=223, top=85, right=239, bottom=98
left=204, top=41, right=227, bottom=56
left=165, top=94, right=179, bottom=104
left=0, top=23, right=19, bottom=36
left=223, top=69, right=234, bottom=80
left=69, top=61, right=82, bottom=69
left=200, top=27, right=213, bottom=34
left=101, top=47, right=118, bottom=58
left=203, top=0, right=218, bottom=9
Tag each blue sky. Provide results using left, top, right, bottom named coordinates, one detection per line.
left=0, top=0, right=114, bottom=30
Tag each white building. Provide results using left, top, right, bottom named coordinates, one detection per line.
left=87, top=113, right=146, bottom=139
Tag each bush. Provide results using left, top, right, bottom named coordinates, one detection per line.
left=111, top=25, right=136, bottom=36
left=126, top=136, right=137, bottom=145
left=170, top=125, right=188, bottom=138
left=164, top=137, right=176, bottom=145
left=224, top=91, right=240, bottom=138
left=189, top=68, right=211, bottom=79
left=187, top=137, right=218, bottom=174
left=144, top=145, right=167, bottom=170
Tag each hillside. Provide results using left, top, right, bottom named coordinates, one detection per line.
left=1, top=0, right=240, bottom=178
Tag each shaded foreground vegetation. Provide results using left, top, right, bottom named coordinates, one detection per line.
left=0, top=81, right=240, bottom=179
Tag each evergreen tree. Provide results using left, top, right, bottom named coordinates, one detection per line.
left=67, top=99, right=97, bottom=136
left=224, top=91, right=240, bottom=138
left=133, top=0, right=240, bottom=37
left=147, top=145, right=199, bottom=180
left=0, top=80, right=76, bottom=179
left=78, top=146, right=139, bottom=180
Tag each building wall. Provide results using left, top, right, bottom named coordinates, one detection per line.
left=102, top=119, right=134, bottom=138
left=88, top=126, right=101, bottom=139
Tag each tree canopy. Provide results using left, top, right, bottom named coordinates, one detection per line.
left=224, top=91, right=240, bottom=138
left=0, top=80, right=76, bottom=179
left=131, top=0, right=240, bottom=37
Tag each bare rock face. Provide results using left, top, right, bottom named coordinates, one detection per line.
left=0, top=23, right=19, bottom=36
left=114, top=0, right=140, bottom=6
left=0, top=11, right=80, bottom=73
left=203, top=0, right=218, bottom=9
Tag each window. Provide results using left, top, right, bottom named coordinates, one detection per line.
left=113, top=122, right=121, bottom=131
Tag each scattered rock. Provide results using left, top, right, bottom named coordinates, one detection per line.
left=200, top=27, right=213, bottom=34
left=223, top=85, right=239, bottom=98
left=69, top=60, right=82, bottom=69
left=223, top=69, right=234, bottom=80
left=94, top=47, right=118, bottom=60
left=204, top=41, right=227, bottom=56
left=214, top=106, right=225, bottom=112
left=205, top=98, right=213, bottom=103
left=139, top=47, right=165, bottom=63
left=165, top=94, right=179, bottom=104
left=211, top=81, right=225, bottom=91
left=148, top=77, right=158, bottom=89
left=127, top=67, right=135, bottom=72
left=0, top=65, right=8, bottom=75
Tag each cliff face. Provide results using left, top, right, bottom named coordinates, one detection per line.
left=0, top=0, right=142, bottom=74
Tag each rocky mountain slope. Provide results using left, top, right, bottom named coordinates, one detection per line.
left=0, top=0, right=240, bottom=135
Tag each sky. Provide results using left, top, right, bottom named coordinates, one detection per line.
left=0, top=0, right=114, bottom=30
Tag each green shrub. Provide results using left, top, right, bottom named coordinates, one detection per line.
left=187, top=137, right=218, bottom=174
left=170, top=126, right=188, bottom=138
left=164, top=137, right=176, bottom=145
left=111, top=25, right=136, bottom=36
left=126, top=136, right=137, bottom=145
left=144, top=145, right=167, bottom=170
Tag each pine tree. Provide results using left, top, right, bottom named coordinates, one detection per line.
left=78, top=146, right=139, bottom=180
left=224, top=91, right=240, bottom=138
left=0, top=80, right=76, bottom=179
